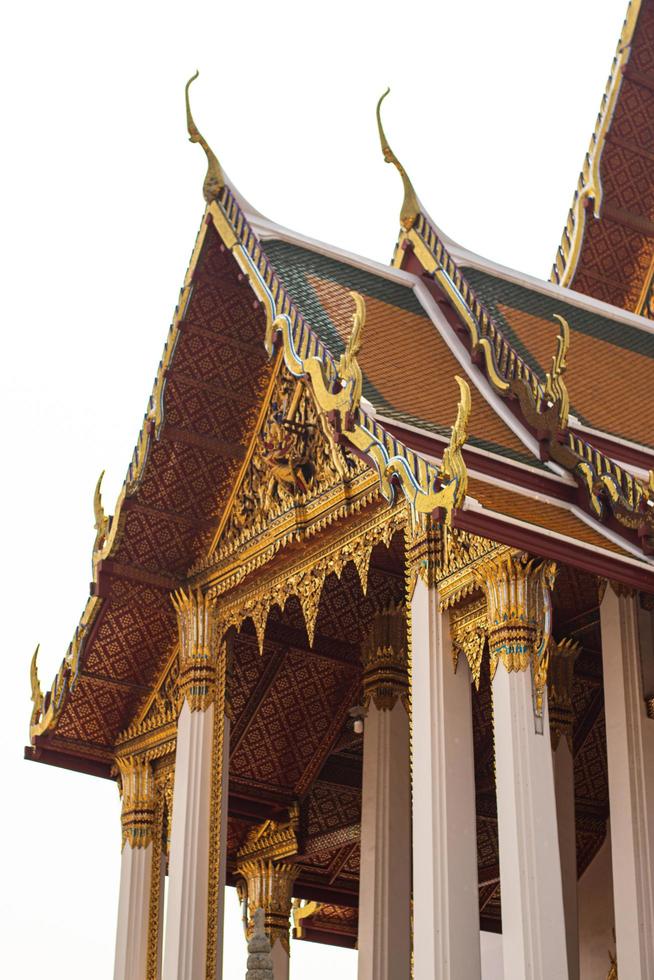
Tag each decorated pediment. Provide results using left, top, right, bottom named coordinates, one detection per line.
left=211, top=362, right=370, bottom=563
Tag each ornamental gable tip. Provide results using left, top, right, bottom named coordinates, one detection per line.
left=376, top=88, right=421, bottom=233
left=185, top=71, right=225, bottom=204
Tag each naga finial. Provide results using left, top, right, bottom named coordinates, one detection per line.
left=441, top=375, right=471, bottom=510
left=30, top=644, right=44, bottom=730
left=376, top=88, right=420, bottom=231
left=185, top=71, right=225, bottom=203
left=544, top=314, right=571, bottom=428
left=93, top=470, right=110, bottom=551
left=337, top=292, right=366, bottom=413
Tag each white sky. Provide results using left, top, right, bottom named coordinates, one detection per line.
left=1, top=0, right=628, bottom=975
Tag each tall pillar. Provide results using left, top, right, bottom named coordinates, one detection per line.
left=409, top=528, right=481, bottom=980
left=600, top=583, right=654, bottom=979
left=480, top=551, right=568, bottom=980
left=577, top=828, right=615, bottom=980
left=548, top=638, right=580, bottom=980
left=238, top=859, right=299, bottom=980
left=163, top=590, right=230, bottom=980
left=114, top=756, right=156, bottom=980
left=357, top=604, right=411, bottom=980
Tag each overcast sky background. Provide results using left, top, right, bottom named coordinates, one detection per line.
left=1, top=0, right=628, bottom=974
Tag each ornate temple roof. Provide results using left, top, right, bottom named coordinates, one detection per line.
left=26, top=14, right=654, bottom=927
left=551, top=0, right=654, bottom=318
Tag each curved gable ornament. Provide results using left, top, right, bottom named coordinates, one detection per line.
left=271, top=291, right=471, bottom=527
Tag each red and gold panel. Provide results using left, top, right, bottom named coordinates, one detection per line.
left=229, top=647, right=358, bottom=794
left=83, top=577, right=176, bottom=687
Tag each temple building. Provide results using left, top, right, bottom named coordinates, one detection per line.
left=25, top=2, right=654, bottom=978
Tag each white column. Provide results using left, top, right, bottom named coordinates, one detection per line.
left=237, top=859, right=298, bottom=980
left=492, top=668, right=568, bottom=979
left=163, top=590, right=230, bottom=980
left=114, top=843, right=154, bottom=980
left=552, top=739, right=579, bottom=980
left=549, top=639, right=580, bottom=980
left=163, top=702, right=214, bottom=978
left=578, top=829, right=615, bottom=980
left=480, top=551, right=568, bottom=979
left=600, top=585, right=654, bottom=978
left=357, top=605, right=411, bottom=980
left=270, top=941, right=289, bottom=980
left=114, top=757, right=156, bottom=980
left=411, top=573, right=481, bottom=980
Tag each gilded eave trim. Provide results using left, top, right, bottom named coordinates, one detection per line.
left=401, top=209, right=654, bottom=555
left=636, top=255, right=654, bottom=320
left=29, top=216, right=211, bottom=743
left=206, top=190, right=470, bottom=528
left=550, top=0, right=643, bottom=288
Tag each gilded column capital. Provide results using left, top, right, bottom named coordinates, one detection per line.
left=547, top=637, right=581, bottom=750
left=237, top=859, right=299, bottom=954
left=171, top=589, right=225, bottom=711
left=609, top=579, right=638, bottom=599
left=361, top=603, right=409, bottom=711
left=236, top=807, right=300, bottom=953
left=450, top=596, right=488, bottom=690
left=116, top=755, right=156, bottom=849
left=476, top=551, right=557, bottom=720
left=405, top=518, right=441, bottom=596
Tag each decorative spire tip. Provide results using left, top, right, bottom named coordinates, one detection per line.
left=376, top=88, right=420, bottom=231
left=185, top=71, right=225, bottom=204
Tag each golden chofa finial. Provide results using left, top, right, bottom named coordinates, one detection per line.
left=544, top=314, right=571, bottom=428
left=185, top=71, right=225, bottom=203
left=30, top=644, right=44, bottom=731
left=376, top=88, right=420, bottom=231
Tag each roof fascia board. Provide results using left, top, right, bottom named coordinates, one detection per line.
left=569, top=419, right=654, bottom=470
left=374, top=410, right=572, bottom=486
left=405, top=436, right=648, bottom=564
left=410, top=278, right=569, bottom=476
left=455, top=507, right=654, bottom=593
left=249, top=215, right=418, bottom=288
left=448, top=241, right=654, bottom=336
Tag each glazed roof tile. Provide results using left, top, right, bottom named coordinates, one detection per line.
left=461, top=266, right=654, bottom=450
left=552, top=0, right=654, bottom=317
left=264, top=240, right=541, bottom=469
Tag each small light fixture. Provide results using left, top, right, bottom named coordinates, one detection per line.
left=349, top=705, right=366, bottom=735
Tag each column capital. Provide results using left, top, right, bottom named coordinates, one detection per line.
left=361, top=603, right=408, bottom=711
left=171, top=589, right=225, bottom=711
left=116, top=755, right=156, bottom=849
left=476, top=550, right=557, bottom=719
left=236, top=807, right=300, bottom=954
left=548, top=637, right=581, bottom=750
left=405, top=518, right=441, bottom=594
left=238, top=859, right=299, bottom=954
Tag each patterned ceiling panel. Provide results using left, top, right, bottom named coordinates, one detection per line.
left=163, top=375, right=259, bottom=447
left=135, top=440, right=235, bottom=523
left=564, top=1, right=654, bottom=314
left=306, top=904, right=358, bottom=932
left=577, top=812, right=608, bottom=876
left=228, top=632, right=271, bottom=728
left=575, top=708, right=609, bottom=809
left=111, top=507, right=207, bottom=577
left=306, top=781, right=362, bottom=837
left=229, top=648, right=357, bottom=792
left=314, top=562, right=404, bottom=644
left=226, top=817, right=252, bottom=857
left=83, top=577, right=176, bottom=686
left=297, top=845, right=343, bottom=875
left=55, top=676, right=138, bottom=747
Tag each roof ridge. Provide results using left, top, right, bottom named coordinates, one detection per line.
left=550, top=0, right=643, bottom=288
left=209, top=186, right=470, bottom=522
left=397, top=210, right=654, bottom=556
